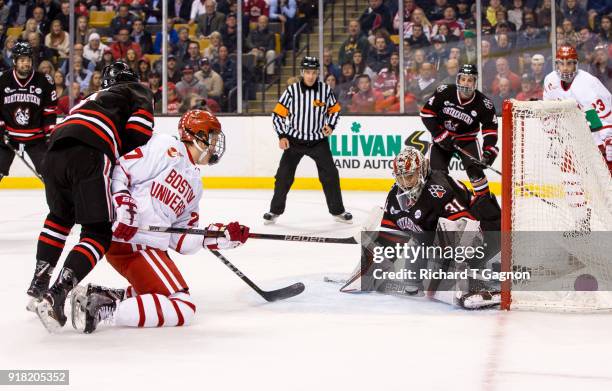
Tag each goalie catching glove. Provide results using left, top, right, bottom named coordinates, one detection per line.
left=204, top=222, right=249, bottom=250
left=112, top=192, right=139, bottom=241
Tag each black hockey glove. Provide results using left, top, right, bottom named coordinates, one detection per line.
left=482, top=146, right=499, bottom=166
left=436, top=136, right=455, bottom=152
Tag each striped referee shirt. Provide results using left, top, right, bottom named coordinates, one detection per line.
left=272, top=80, right=341, bottom=141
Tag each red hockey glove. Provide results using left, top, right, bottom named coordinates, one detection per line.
left=482, top=146, right=499, bottom=166
left=112, top=192, right=139, bottom=241
left=434, top=131, right=455, bottom=152
left=204, top=222, right=250, bottom=250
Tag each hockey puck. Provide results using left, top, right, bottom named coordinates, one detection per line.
left=574, top=274, right=598, bottom=291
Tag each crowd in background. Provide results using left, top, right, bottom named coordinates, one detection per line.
left=0, top=0, right=609, bottom=114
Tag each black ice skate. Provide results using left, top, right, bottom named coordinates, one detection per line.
left=71, top=284, right=124, bottom=333
left=26, top=260, right=54, bottom=312
left=263, top=212, right=279, bottom=225
left=36, top=267, right=77, bottom=333
left=457, top=290, right=501, bottom=309
left=333, top=211, right=353, bottom=224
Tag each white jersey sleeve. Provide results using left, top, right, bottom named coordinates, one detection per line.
left=111, top=133, right=204, bottom=252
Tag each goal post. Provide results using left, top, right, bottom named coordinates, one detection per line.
left=501, top=99, right=612, bottom=311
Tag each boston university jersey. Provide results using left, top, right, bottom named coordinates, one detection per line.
left=112, top=133, right=203, bottom=254
left=0, top=69, right=57, bottom=143
left=51, top=82, right=154, bottom=160
left=420, top=84, right=498, bottom=149
left=543, top=70, right=612, bottom=145
left=381, top=170, right=473, bottom=232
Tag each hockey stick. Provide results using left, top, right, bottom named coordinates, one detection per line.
left=209, top=249, right=305, bottom=302
left=145, top=225, right=359, bottom=244
left=2, top=137, right=43, bottom=182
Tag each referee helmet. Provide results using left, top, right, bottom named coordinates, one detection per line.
left=301, top=56, right=320, bottom=70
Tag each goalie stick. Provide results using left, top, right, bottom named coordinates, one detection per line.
left=2, top=136, right=43, bottom=182
left=145, top=225, right=359, bottom=244
left=209, top=250, right=305, bottom=302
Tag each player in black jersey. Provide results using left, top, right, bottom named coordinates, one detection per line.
left=32, top=62, right=155, bottom=333
left=0, top=42, right=57, bottom=181
left=420, top=64, right=498, bottom=197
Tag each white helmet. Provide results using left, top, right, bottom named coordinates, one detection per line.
left=392, top=147, right=430, bottom=210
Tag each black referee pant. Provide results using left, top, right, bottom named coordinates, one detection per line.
left=270, top=137, right=345, bottom=215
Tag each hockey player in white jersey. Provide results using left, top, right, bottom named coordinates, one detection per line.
left=543, top=45, right=612, bottom=174
left=70, top=109, right=250, bottom=333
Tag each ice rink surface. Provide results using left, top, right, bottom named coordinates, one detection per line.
left=1, top=189, right=611, bottom=391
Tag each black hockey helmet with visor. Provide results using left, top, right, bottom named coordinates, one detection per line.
left=12, top=42, right=33, bottom=63
left=101, top=61, right=139, bottom=89
left=456, top=64, right=478, bottom=96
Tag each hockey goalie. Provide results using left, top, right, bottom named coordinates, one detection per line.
left=340, top=146, right=502, bottom=309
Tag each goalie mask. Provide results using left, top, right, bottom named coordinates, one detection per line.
left=555, top=45, right=578, bottom=83
left=178, top=109, right=225, bottom=165
left=392, top=147, right=430, bottom=210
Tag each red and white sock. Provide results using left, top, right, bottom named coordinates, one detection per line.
left=115, top=291, right=196, bottom=328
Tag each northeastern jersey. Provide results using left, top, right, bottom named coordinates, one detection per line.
left=112, top=133, right=203, bottom=255
left=381, top=170, right=473, bottom=232
left=420, top=84, right=498, bottom=149
left=0, top=69, right=57, bottom=143
left=543, top=69, right=612, bottom=145
left=51, top=82, right=154, bottom=160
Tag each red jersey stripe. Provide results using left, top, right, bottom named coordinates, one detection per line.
left=74, top=109, right=122, bottom=148
left=55, top=119, right=117, bottom=157
left=126, top=123, right=153, bottom=136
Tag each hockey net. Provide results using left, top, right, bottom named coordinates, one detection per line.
left=501, top=99, right=612, bottom=312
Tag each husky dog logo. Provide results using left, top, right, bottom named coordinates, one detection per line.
left=428, top=184, right=446, bottom=198
left=15, top=107, right=30, bottom=126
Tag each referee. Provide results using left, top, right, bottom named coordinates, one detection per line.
left=263, top=56, right=352, bottom=224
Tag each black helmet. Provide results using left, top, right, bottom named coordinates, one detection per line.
left=101, top=61, right=139, bottom=89
left=301, top=56, right=320, bottom=70
left=456, top=63, right=478, bottom=96
left=12, top=42, right=33, bottom=62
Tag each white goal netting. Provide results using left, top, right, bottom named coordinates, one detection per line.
left=504, top=99, right=612, bottom=312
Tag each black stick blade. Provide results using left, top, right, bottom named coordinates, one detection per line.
left=261, top=282, right=305, bottom=302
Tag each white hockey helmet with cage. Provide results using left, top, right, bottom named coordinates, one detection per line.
left=392, top=146, right=430, bottom=210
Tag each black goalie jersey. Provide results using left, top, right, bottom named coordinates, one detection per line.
left=51, top=82, right=154, bottom=160
left=0, top=69, right=57, bottom=143
left=419, top=84, right=498, bottom=149
left=381, top=170, right=474, bottom=232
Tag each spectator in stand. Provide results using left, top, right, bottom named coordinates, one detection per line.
left=353, top=49, right=377, bottom=81
left=74, top=16, right=92, bottom=45
left=65, top=56, right=93, bottom=92
left=196, top=0, right=226, bottom=37
left=576, top=27, right=598, bottom=64
left=59, top=44, right=95, bottom=72
left=165, top=54, right=182, bottom=83
left=490, top=77, right=512, bottom=113
left=8, top=0, right=35, bottom=27
left=244, top=0, right=269, bottom=23
left=359, top=0, right=393, bottom=37
left=516, top=21, right=547, bottom=55
left=507, top=0, right=524, bottom=31
left=246, top=15, right=276, bottom=76
left=406, top=24, right=429, bottom=49
left=321, top=47, right=340, bottom=80
left=169, top=0, right=193, bottom=23
left=144, top=0, right=163, bottom=24
left=325, top=73, right=337, bottom=90
left=456, top=0, right=471, bottom=25
left=137, top=58, right=151, bottom=81
left=45, top=19, right=70, bottom=59
left=111, top=4, right=135, bottom=35
left=84, top=70, right=102, bottom=96
left=559, top=18, right=581, bottom=47
left=220, top=13, right=239, bottom=54
left=22, top=19, right=41, bottom=43
left=195, top=57, right=223, bottom=105
left=338, top=20, right=370, bottom=66
left=54, top=70, right=66, bottom=99
left=402, top=8, right=432, bottom=40
left=590, top=45, right=612, bottom=91
left=480, top=39, right=496, bottom=89
left=57, top=81, right=83, bottom=114
left=148, top=72, right=162, bottom=105
left=269, top=0, right=298, bottom=50
left=28, top=32, right=55, bottom=68
left=203, top=31, right=222, bottom=63
left=432, top=6, right=464, bottom=37
left=367, top=36, right=393, bottom=73
left=484, top=0, right=504, bottom=27
left=111, top=27, right=142, bottom=60
left=413, top=47, right=426, bottom=69
left=460, top=30, right=477, bottom=65
left=536, top=0, right=562, bottom=33
left=162, top=83, right=181, bottom=114
left=427, top=35, right=448, bottom=71
left=515, top=73, right=542, bottom=101
left=0, top=35, right=14, bottom=70
left=336, top=62, right=356, bottom=107
left=0, top=0, right=9, bottom=27
left=597, top=15, right=611, bottom=44
left=37, top=60, right=55, bottom=78
left=56, top=1, right=70, bottom=32
left=439, top=58, right=459, bottom=84
left=132, top=19, right=153, bottom=55
left=493, top=32, right=518, bottom=69
left=427, top=0, right=448, bottom=22
left=183, top=40, right=202, bottom=69
left=123, top=48, right=139, bottom=71
left=374, top=52, right=400, bottom=98
left=393, top=0, right=417, bottom=35
left=491, top=57, right=520, bottom=95
left=95, top=48, right=114, bottom=72
left=350, top=74, right=381, bottom=113
left=189, top=0, right=207, bottom=24
left=529, top=53, right=547, bottom=87
left=84, top=33, right=109, bottom=66
left=408, top=62, right=436, bottom=105
left=175, top=65, right=207, bottom=99
left=563, top=0, right=588, bottom=30
left=154, top=19, right=179, bottom=54
left=212, top=45, right=236, bottom=95
left=40, top=0, right=59, bottom=24
left=436, top=23, right=459, bottom=43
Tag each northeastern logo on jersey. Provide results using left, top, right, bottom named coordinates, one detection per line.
left=428, top=184, right=446, bottom=198
left=14, top=108, right=30, bottom=125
